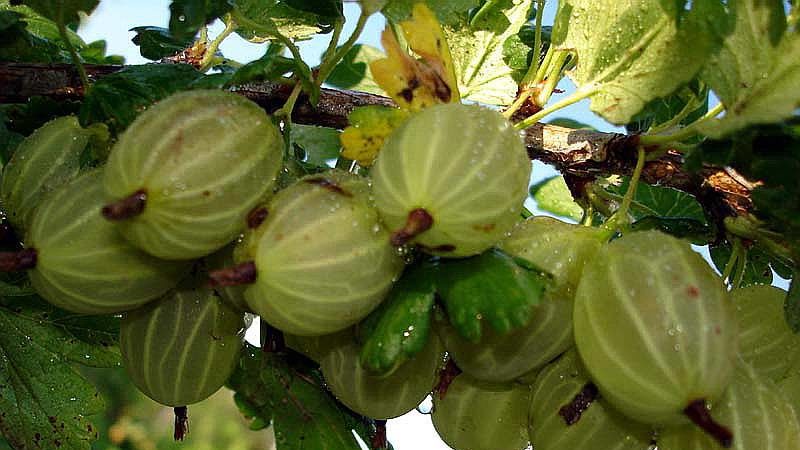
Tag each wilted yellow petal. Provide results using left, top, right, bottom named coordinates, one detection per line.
left=369, top=3, right=460, bottom=111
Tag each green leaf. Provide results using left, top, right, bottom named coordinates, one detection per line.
left=530, top=175, right=584, bottom=222
left=608, top=177, right=708, bottom=224
left=230, top=0, right=325, bottom=42
left=698, top=0, right=800, bottom=137
left=227, top=51, right=297, bottom=85
left=435, top=249, right=548, bottom=342
left=551, top=0, right=727, bottom=124
left=786, top=273, right=800, bottom=333
left=710, top=242, right=784, bottom=287
left=326, top=44, right=385, bottom=95
left=358, top=265, right=436, bottom=375
left=0, top=296, right=118, bottom=449
left=78, top=39, right=123, bottom=65
left=382, top=0, right=479, bottom=26
left=130, top=26, right=193, bottom=60
left=0, top=6, right=72, bottom=62
left=168, top=0, right=232, bottom=40
left=290, top=124, right=341, bottom=167
left=79, top=64, right=205, bottom=134
left=630, top=216, right=712, bottom=244
left=19, top=0, right=98, bottom=25
left=228, top=345, right=379, bottom=450
left=444, top=0, right=533, bottom=105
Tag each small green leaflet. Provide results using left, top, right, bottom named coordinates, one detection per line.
left=698, top=0, right=800, bottom=138
left=0, top=296, right=120, bottom=450
left=358, top=265, right=437, bottom=375
left=327, top=44, right=385, bottom=96
left=530, top=175, right=584, bottom=222
left=608, top=177, right=707, bottom=224
left=18, top=0, right=98, bottom=25
left=227, top=51, right=297, bottom=85
left=230, top=0, right=325, bottom=43
left=130, top=26, right=194, bottom=60
left=228, top=345, right=382, bottom=450
left=382, top=0, right=479, bottom=26
left=445, top=0, right=533, bottom=105
left=435, top=249, right=548, bottom=343
left=290, top=124, right=341, bottom=168
left=551, top=0, right=726, bottom=124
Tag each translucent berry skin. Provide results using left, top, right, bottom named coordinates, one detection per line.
left=320, top=332, right=444, bottom=419
left=1, top=116, right=89, bottom=232
left=498, top=216, right=607, bottom=291
left=659, top=361, right=800, bottom=450
left=729, top=285, right=800, bottom=382
left=432, top=374, right=531, bottom=450
left=103, top=90, right=283, bottom=260
left=27, top=170, right=189, bottom=314
left=528, top=350, right=653, bottom=450
left=371, top=103, right=531, bottom=257
left=573, top=230, right=737, bottom=425
left=431, top=217, right=606, bottom=383
left=237, top=171, right=404, bottom=336
left=437, top=289, right=573, bottom=383
left=120, top=285, right=246, bottom=407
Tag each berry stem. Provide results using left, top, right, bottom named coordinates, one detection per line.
left=208, top=261, right=257, bottom=287
left=434, top=359, right=462, bottom=400
left=0, top=248, right=37, bottom=271
left=246, top=206, right=269, bottom=229
left=391, top=209, right=434, bottom=246
left=684, top=399, right=733, bottom=448
left=371, top=419, right=388, bottom=450
left=101, top=190, right=147, bottom=221
left=173, top=406, right=189, bottom=441
left=558, top=383, right=599, bottom=426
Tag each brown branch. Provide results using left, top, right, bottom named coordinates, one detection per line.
left=0, top=62, right=752, bottom=230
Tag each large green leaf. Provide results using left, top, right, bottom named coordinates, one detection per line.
left=130, top=26, right=193, bottom=60
left=326, top=44, right=385, bottom=95
left=551, top=0, right=726, bottom=124
left=698, top=0, right=800, bottom=137
left=0, top=296, right=120, bottom=450
left=18, top=0, right=98, bottom=25
left=230, top=0, right=325, bottom=42
left=228, top=345, right=381, bottom=449
left=608, top=177, right=707, bottom=224
left=435, top=249, right=548, bottom=342
left=444, top=0, right=533, bottom=105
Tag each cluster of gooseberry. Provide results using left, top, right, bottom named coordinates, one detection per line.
left=2, top=89, right=798, bottom=450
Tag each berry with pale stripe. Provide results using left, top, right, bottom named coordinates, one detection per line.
left=431, top=373, right=530, bottom=450
left=232, top=170, right=404, bottom=336
left=528, top=350, right=653, bottom=450
left=120, top=283, right=247, bottom=407
left=573, top=230, right=737, bottom=443
left=371, top=103, right=531, bottom=257
left=20, top=170, right=189, bottom=314
left=103, top=90, right=283, bottom=260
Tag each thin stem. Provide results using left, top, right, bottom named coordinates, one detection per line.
left=514, top=83, right=600, bottom=130
left=199, top=16, right=237, bottom=72
left=532, top=0, right=545, bottom=74
left=528, top=44, right=555, bottom=86
left=275, top=82, right=303, bottom=119
left=277, top=34, right=305, bottom=69
left=720, top=238, right=740, bottom=283
left=732, top=247, right=747, bottom=289
left=320, top=19, right=345, bottom=64
left=316, top=12, right=369, bottom=88
left=640, top=103, right=725, bottom=145
left=604, top=146, right=646, bottom=232
left=57, top=21, right=89, bottom=91
left=470, top=0, right=502, bottom=26
left=647, top=96, right=701, bottom=135
left=535, top=50, right=570, bottom=106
